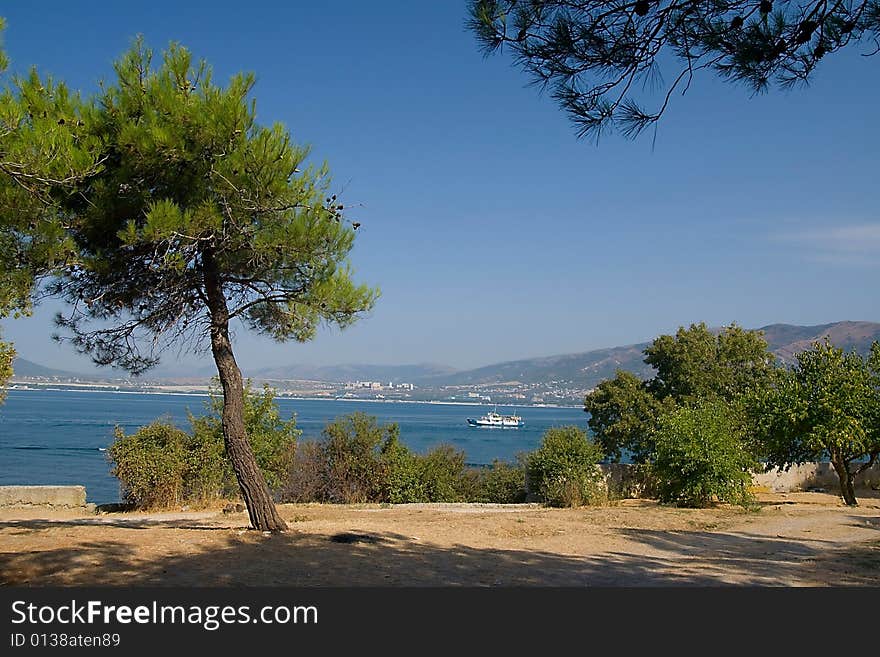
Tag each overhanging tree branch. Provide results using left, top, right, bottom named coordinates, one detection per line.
left=468, top=0, right=880, bottom=139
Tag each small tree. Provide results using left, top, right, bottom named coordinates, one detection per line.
left=109, top=421, right=189, bottom=509
left=584, top=369, right=675, bottom=463
left=645, top=322, right=774, bottom=404
left=46, top=42, right=377, bottom=530
left=750, top=340, right=880, bottom=506
left=527, top=425, right=604, bottom=507
left=652, top=401, right=755, bottom=508
left=584, top=323, right=772, bottom=463
left=319, top=413, right=401, bottom=503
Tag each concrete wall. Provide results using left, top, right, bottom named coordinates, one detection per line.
left=751, top=462, right=880, bottom=493
left=0, top=485, right=87, bottom=509
left=598, top=461, right=880, bottom=496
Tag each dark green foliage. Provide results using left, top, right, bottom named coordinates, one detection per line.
left=584, top=369, right=674, bottom=463
left=644, top=323, right=774, bottom=404
left=0, top=18, right=101, bottom=395
left=189, top=382, right=300, bottom=493
left=380, top=436, right=426, bottom=504
left=468, top=1, right=880, bottom=139
left=651, top=401, right=756, bottom=508
left=46, top=40, right=377, bottom=373
left=108, top=421, right=189, bottom=508
left=748, top=340, right=880, bottom=505
left=475, top=458, right=528, bottom=503
left=527, top=426, right=605, bottom=507
left=318, top=412, right=401, bottom=503
left=280, top=412, right=403, bottom=504
left=584, top=323, right=772, bottom=466
left=420, top=445, right=488, bottom=502
left=109, top=384, right=298, bottom=508
left=282, top=413, right=528, bottom=504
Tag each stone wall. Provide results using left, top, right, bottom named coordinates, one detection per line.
left=598, top=461, right=880, bottom=496
left=751, top=462, right=880, bottom=493
left=0, top=485, right=88, bottom=509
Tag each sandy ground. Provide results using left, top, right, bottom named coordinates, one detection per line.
left=1, top=492, right=878, bottom=586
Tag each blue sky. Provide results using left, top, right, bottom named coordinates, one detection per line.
left=1, top=2, right=878, bottom=374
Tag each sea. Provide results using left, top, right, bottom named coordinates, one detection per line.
left=0, top=389, right=588, bottom=503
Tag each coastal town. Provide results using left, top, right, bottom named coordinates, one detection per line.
left=8, top=371, right=591, bottom=407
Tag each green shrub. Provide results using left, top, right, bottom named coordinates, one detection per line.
left=381, top=436, right=425, bottom=503
left=475, top=459, right=528, bottom=503
left=283, top=440, right=327, bottom=503
left=189, top=382, right=299, bottom=497
left=180, top=427, right=231, bottom=503
left=108, top=421, right=188, bottom=508
left=417, top=444, right=473, bottom=502
left=309, top=412, right=401, bottom=503
left=109, top=382, right=299, bottom=509
left=283, top=414, right=518, bottom=504
left=527, top=426, right=605, bottom=507
left=651, top=401, right=756, bottom=508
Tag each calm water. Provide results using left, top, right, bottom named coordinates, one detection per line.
left=0, top=389, right=587, bottom=503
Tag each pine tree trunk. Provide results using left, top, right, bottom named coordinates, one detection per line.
left=203, top=253, right=287, bottom=532
left=830, top=453, right=858, bottom=507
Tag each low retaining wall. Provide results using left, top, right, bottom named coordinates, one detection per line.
left=751, top=462, right=880, bottom=493
left=0, top=485, right=88, bottom=509
left=598, top=461, right=880, bottom=496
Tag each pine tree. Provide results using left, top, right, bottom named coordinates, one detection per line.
left=468, top=1, right=880, bottom=139
left=46, top=40, right=378, bottom=531
left=0, top=18, right=101, bottom=398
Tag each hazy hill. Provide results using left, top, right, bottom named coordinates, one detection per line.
left=12, top=321, right=879, bottom=389
left=429, top=343, right=652, bottom=387
left=429, top=321, right=880, bottom=389
left=761, top=321, right=880, bottom=363
left=9, top=358, right=86, bottom=379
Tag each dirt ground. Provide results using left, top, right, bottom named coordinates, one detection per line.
left=1, top=491, right=878, bottom=586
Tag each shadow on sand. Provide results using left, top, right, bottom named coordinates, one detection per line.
left=1, top=516, right=878, bottom=586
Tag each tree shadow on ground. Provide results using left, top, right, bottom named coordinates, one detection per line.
left=0, top=518, right=228, bottom=533
left=2, top=521, right=878, bottom=586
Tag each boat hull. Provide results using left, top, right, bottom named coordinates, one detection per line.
left=466, top=419, right=523, bottom=428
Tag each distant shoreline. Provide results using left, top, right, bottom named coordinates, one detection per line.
left=5, top=384, right=580, bottom=409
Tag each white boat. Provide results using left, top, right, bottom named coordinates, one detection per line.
left=466, top=408, right=523, bottom=428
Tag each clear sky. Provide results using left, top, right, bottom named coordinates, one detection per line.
left=1, top=2, right=878, bottom=374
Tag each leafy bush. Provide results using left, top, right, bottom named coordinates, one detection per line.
left=475, top=459, right=528, bottom=504
left=527, top=426, right=605, bottom=507
left=189, top=382, right=299, bottom=496
left=651, top=401, right=755, bottom=508
left=283, top=440, right=327, bottom=503
left=417, top=444, right=474, bottom=502
left=109, top=383, right=299, bottom=508
left=382, top=447, right=424, bottom=502
left=282, top=413, right=525, bottom=504
left=281, top=412, right=401, bottom=503
left=321, top=412, right=400, bottom=503
left=108, top=421, right=189, bottom=508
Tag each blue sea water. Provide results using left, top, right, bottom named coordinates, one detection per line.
left=0, top=389, right=588, bottom=503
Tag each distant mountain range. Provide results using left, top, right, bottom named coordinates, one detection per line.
left=11, top=321, right=880, bottom=390
left=427, top=321, right=880, bottom=389
left=8, top=358, right=85, bottom=380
